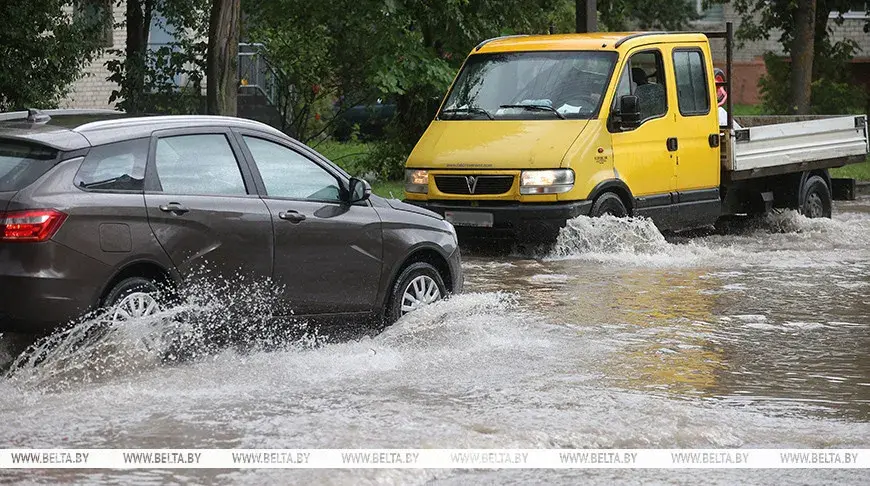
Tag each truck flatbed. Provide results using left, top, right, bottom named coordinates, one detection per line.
left=723, top=116, right=869, bottom=181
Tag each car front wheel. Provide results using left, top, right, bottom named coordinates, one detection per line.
left=387, top=262, right=446, bottom=323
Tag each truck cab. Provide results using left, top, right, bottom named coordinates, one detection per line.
left=403, top=30, right=869, bottom=240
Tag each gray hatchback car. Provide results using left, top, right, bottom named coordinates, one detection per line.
left=0, top=110, right=462, bottom=337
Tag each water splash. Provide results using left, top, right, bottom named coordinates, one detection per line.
left=549, top=215, right=669, bottom=258
left=3, top=274, right=314, bottom=391
left=544, top=210, right=870, bottom=267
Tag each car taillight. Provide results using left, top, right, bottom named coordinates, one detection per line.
left=0, top=209, right=67, bottom=242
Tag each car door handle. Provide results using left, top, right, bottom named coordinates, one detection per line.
left=667, top=137, right=678, bottom=152
left=158, top=203, right=189, bottom=214
left=279, top=210, right=306, bottom=223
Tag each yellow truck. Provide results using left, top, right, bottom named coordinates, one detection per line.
left=403, top=24, right=870, bottom=241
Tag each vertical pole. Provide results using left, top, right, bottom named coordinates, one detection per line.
left=576, top=0, right=597, bottom=33
left=726, top=21, right=733, bottom=131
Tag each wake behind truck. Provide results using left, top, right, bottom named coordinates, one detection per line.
left=403, top=24, right=870, bottom=240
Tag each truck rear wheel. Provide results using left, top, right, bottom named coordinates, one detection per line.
left=800, top=175, right=832, bottom=218
left=590, top=192, right=628, bottom=217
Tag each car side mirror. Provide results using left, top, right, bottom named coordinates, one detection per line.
left=617, top=95, right=641, bottom=130
left=347, top=177, right=371, bottom=204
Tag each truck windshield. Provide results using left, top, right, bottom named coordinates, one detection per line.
left=0, top=141, right=58, bottom=192
left=440, top=51, right=617, bottom=121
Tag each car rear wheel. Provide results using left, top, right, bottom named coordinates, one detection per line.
left=387, top=262, right=446, bottom=323
left=800, top=175, right=832, bottom=218
left=103, top=277, right=166, bottom=351
left=590, top=192, right=628, bottom=217
left=104, top=277, right=163, bottom=322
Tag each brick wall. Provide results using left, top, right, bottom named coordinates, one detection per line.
left=60, top=1, right=126, bottom=109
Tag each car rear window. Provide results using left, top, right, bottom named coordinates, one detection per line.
left=0, top=140, right=58, bottom=192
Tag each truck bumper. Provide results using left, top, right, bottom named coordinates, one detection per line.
left=406, top=200, right=593, bottom=240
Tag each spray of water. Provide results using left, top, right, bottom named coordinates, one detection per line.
left=545, top=209, right=870, bottom=267
left=3, top=273, right=322, bottom=391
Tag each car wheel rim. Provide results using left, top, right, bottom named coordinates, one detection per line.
left=805, top=192, right=824, bottom=218
left=400, top=275, right=442, bottom=316
left=112, top=292, right=160, bottom=322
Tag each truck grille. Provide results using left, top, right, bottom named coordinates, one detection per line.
left=434, top=175, right=514, bottom=195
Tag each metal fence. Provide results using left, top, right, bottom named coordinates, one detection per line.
left=238, top=43, right=278, bottom=105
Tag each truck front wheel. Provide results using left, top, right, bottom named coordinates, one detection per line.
left=800, top=175, right=832, bottom=218
left=590, top=192, right=628, bottom=217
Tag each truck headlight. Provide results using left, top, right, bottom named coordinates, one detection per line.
left=520, top=169, right=574, bottom=194
left=404, top=169, right=429, bottom=194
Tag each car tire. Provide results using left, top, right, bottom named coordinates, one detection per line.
left=386, top=262, right=447, bottom=324
left=103, top=277, right=164, bottom=323
left=591, top=192, right=628, bottom=217
left=800, top=175, right=832, bottom=218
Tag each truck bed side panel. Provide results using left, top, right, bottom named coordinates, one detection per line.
left=723, top=116, right=868, bottom=175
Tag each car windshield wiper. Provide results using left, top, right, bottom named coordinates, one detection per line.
left=440, top=106, right=493, bottom=120
left=499, top=104, right=566, bottom=120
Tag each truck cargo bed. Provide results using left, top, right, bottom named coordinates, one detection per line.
left=722, top=115, right=869, bottom=181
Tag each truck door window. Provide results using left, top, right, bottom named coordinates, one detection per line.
left=613, top=50, right=667, bottom=125
left=673, top=49, right=710, bottom=115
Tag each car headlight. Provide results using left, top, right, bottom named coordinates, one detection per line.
left=404, top=169, right=429, bottom=194
left=520, top=169, right=574, bottom=194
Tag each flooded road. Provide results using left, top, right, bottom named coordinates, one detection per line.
left=2, top=199, right=870, bottom=484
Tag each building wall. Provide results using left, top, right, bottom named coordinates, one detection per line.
left=60, top=1, right=126, bottom=110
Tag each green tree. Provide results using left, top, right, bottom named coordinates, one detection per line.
left=106, top=0, right=209, bottom=114
left=0, top=0, right=107, bottom=111
left=732, top=0, right=870, bottom=114
left=245, top=0, right=400, bottom=141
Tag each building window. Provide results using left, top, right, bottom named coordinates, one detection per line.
left=829, top=1, right=869, bottom=19
left=696, top=0, right=725, bottom=22
left=75, top=0, right=114, bottom=48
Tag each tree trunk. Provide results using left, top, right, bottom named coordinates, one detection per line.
left=206, top=0, right=240, bottom=116
left=789, top=0, right=816, bottom=114
left=125, top=0, right=152, bottom=113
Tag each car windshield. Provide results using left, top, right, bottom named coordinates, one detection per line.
left=440, top=51, right=617, bottom=121
left=0, top=140, right=58, bottom=192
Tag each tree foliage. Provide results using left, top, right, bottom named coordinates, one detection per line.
left=106, top=0, right=209, bottom=114
left=731, top=0, right=870, bottom=114
left=0, top=0, right=107, bottom=111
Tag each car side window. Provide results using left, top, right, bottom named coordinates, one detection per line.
left=75, top=138, right=148, bottom=192
left=673, top=49, right=710, bottom=116
left=613, top=50, right=667, bottom=125
left=243, top=136, right=342, bottom=202
left=153, top=134, right=247, bottom=195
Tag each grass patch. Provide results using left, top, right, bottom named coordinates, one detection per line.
left=732, top=104, right=766, bottom=116
left=308, top=140, right=402, bottom=197
left=371, top=180, right=404, bottom=199
left=831, top=158, right=870, bottom=181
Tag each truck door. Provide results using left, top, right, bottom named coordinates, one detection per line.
left=670, top=47, right=720, bottom=196
left=611, top=48, right=677, bottom=214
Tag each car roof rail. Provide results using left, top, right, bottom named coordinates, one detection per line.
left=475, top=34, right=529, bottom=51
left=613, top=32, right=667, bottom=48
left=0, top=109, right=51, bottom=124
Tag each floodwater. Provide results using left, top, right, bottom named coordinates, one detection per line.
left=2, top=199, right=870, bottom=484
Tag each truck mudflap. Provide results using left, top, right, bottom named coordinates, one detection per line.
left=405, top=200, right=593, bottom=240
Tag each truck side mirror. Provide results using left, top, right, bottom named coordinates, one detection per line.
left=618, top=95, right=641, bottom=130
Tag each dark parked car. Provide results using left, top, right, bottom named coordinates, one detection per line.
left=0, top=110, right=461, bottom=337
left=332, top=98, right=396, bottom=141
